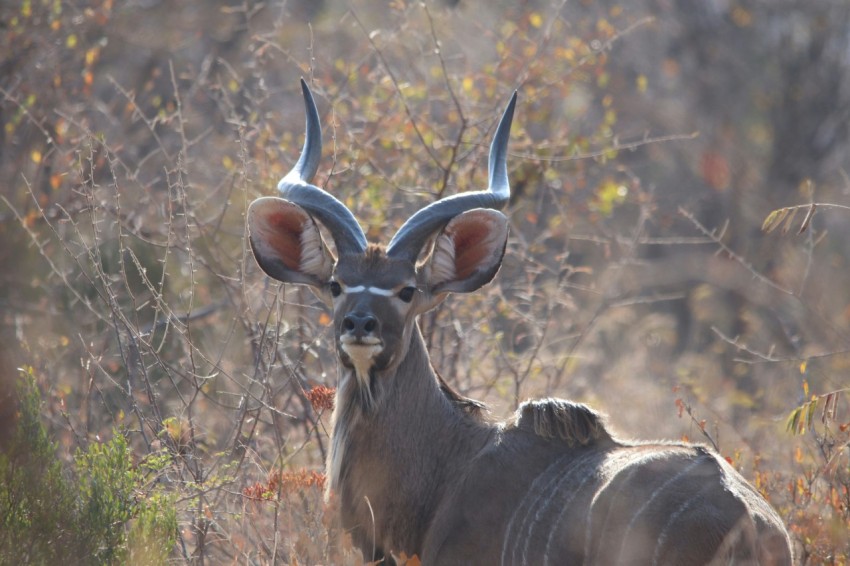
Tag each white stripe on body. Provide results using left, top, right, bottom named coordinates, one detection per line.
left=615, top=455, right=709, bottom=564
left=540, top=461, right=601, bottom=566
left=501, top=450, right=601, bottom=566
left=651, top=482, right=714, bottom=565
left=583, top=449, right=672, bottom=561
left=520, top=455, right=601, bottom=564
left=500, top=454, right=573, bottom=566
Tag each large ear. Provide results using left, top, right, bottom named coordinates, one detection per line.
left=424, top=209, right=509, bottom=295
left=247, top=196, right=334, bottom=288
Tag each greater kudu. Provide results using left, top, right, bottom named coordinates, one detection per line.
left=247, top=80, right=793, bottom=565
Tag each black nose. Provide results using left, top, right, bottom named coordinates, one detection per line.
left=342, top=312, right=379, bottom=338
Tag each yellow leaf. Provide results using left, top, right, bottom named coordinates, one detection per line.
left=529, top=12, right=543, bottom=28
left=761, top=208, right=789, bottom=233
left=66, top=34, right=77, bottom=48
left=85, top=47, right=99, bottom=66
left=636, top=74, right=648, bottom=93
left=780, top=207, right=798, bottom=234
left=799, top=361, right=807, bottom=374
left=31, top=150, right=42, bottom=164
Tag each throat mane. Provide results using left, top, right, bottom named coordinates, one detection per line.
left=326, top=366, right=373, bottom=496
left=350, top=358, right=377, bottom=413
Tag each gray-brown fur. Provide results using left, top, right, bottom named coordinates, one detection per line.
left=246, top=81, right=793, bottom=565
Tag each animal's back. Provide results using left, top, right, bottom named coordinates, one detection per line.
left=424, top=400, right=792, bottom=566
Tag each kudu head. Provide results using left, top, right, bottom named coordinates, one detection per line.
left=247, top=80, right=516, bottom=410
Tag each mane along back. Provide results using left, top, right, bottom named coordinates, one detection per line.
left=436, top=372, right=488, bottom=417
left=512, top=398, right=613, bottom=447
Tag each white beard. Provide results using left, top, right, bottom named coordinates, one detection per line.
left=340, top=339, right=382, bottom=384
left=326, top=339, right=383, bottom=499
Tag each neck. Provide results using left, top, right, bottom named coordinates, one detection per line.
left=327, top=324, right=491, bottom=556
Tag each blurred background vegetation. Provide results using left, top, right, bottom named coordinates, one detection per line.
left=1, top=0, right=848, bottom=563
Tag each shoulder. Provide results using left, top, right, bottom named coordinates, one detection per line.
left=509, top=397, right=614, bottom=447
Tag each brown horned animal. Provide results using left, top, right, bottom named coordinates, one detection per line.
left=247, top=79, right=793, bottom=565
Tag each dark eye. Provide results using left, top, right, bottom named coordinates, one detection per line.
left=329, top=281, right=342, bottom=297
left=398, top=286, right=416, bottom=303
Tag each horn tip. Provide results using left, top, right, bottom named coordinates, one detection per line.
left=503, top=90, right=518, bottom=122
left=300, top=77, right=313, bottom=103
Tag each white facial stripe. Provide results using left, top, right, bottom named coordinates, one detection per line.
left=340, top=284, right=398, bottom=297
left=365, top=286, right=395, bottom=297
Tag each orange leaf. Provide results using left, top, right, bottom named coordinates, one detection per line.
left=395, top=553, right=422, bottom=566
left=700, top=151, right=730, bottom=191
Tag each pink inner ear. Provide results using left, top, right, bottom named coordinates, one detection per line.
left=449, top=220, right=492, bottom=280
left=260, top=208, right=306, bottom=271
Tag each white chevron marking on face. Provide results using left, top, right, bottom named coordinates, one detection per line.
left=342, top=285, right=395, bottom=296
